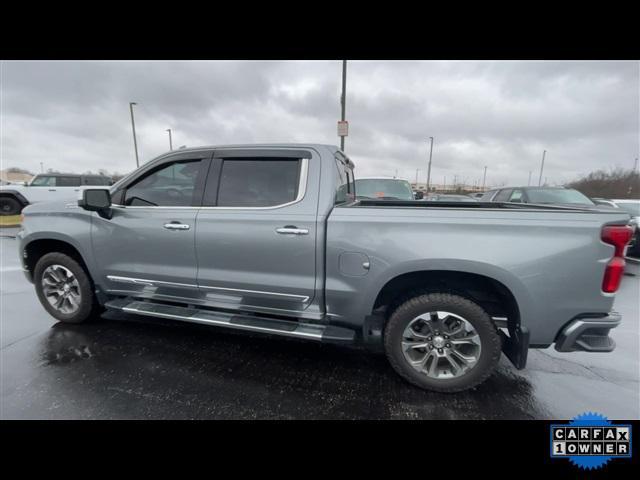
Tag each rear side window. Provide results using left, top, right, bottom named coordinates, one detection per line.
left=215, top=158, right=301, bottom=207
left=335, top=159, right=355, bottom=204
left=124, top=160, right=202, bottom=206
left=83, top=176, right=111, bottom=186
left=493, top=189, right=513, bottom=202
left=56, top=176, right=81, bottom=187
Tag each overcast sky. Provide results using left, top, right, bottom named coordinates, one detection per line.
left=1, top=60, right=638, bottom=187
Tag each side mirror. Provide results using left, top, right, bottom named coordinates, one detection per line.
left=78, top=189, right=112, bottom=219
left=414, top=191, right=424, bottom=200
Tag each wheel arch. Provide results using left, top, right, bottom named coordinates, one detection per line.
left=23, top=236, right=92, bottom=283
left=368, top=263, right=528, bottom=333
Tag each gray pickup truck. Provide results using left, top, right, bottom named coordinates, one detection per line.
left=17, top=144, right=634, bottom=392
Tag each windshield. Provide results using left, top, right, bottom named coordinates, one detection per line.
left=355, top=179, right=414, bottom=200
left=615, top=202, right=640, bottom=216
left=526, top=188, right=594, bottom=205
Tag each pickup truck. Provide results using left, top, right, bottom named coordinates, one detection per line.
left=17, top=144, right=633, bottom=392
left=0, top=173, right=113, bottom=216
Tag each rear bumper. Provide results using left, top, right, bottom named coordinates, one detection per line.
left=554, top=312, right=621, bottom=352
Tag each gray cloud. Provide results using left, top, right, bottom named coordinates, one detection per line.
left=1, top=60, right=638, bottom=187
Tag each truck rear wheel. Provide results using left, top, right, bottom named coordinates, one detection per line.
left=0, top=196, right=22, bottom=216
left=384, top=292, right=501, bottom=393
left=34, top=252, right=97, bottom=324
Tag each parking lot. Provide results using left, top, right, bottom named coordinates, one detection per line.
left=1, top=226, right=638, bottom=420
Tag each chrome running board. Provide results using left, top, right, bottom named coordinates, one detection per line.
left=104, top=298, right=355, bottom=343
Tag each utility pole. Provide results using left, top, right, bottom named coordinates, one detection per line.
left=482, top=166, right=487, bottom=190
left=426, top=136, right=434, bottom=192
left=528, top=170, right=532, bottom=186
left=166, top=129, right=173, bottom=150
left=129, top=102, right=140, bottom=168
left=340, top=60, right=347, bottom=152
left=538, top=150, right=546, bottom=187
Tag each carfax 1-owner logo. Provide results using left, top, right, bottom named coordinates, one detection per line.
left=550, top=412, right=632, bottom=470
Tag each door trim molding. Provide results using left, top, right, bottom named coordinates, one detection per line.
left=106, top=275, right=310, bottom=302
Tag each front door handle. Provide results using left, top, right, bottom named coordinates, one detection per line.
left=164, top=222, right=190, bottom=231
left=276, top=226, right=309, bottom=235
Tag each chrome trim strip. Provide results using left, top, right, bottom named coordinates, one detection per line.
left=106, top=275, right=310, bottom=302
left=111, top=158, right=309, bottom=211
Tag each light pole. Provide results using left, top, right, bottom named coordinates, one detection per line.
left=538, top=150, right=546, bottom=187
left=482, top=166, right=487, bottom=190
left=166, top=128, right=173, bottom=150
left=129, top=102, right=140, bottom=168
left=340, top=60, right=347, bottom=152
left=426, top=136, right=434, bottom=192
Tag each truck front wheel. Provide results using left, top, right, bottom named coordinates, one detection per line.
left=384, top=292, right=501, bottom=393
left=34, top=252, right=98, bottom=324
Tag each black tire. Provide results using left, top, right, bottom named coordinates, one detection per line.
left=384, top=292, right=501, bottom=393
left=0, top=196, right=22, bottom=216
left=34, top=252, right=98, bottom=323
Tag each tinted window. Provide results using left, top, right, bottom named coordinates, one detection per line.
left=493, top=189, right=513, bottom=202
left=124, top=160, right=202, bottom=206
left=56, top=176, right=81, bottom=187
left=30, top=176, right=56, bottom=186
left=83, top=176, right=111, bottom=186
left=480, top=190, right=497, bottom=201
left=526, top=188, right=594, bottom=205
left=354, top=179, right=414, bottom=200
left=335, top=159, right=355, bottom=204
left=216, top=159, right=301, bottom=207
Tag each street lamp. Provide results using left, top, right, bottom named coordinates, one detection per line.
left=538, top=150, right=546, bottom=187
left=129, top=102, right=140, bottom=168
left=426, top=137, right=434, bottom=192
left=166, top=128, right=173, bottom=151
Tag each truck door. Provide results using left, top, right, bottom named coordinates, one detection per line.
left=92, top=151, right=211, bottom=302
left=195, top=148, right=318, bottom=315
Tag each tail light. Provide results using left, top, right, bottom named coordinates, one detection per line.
left=601, top=225, right=633, bottom=293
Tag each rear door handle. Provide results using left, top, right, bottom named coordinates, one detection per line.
left=276, top=226, right=309, bottom=235
left=164, top=222, right=190, bottom=231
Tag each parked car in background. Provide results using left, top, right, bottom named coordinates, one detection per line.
left=612, top=199, right=640, bottom=257
left=0, top=173, right=113, bottom=215
left=592, top=198, right=620, bottom=208
left=481, top=186, right=596, bottom=207
left=429, top=194, right=478, bottom=202
left=18, top=144, right=634, bottom=392
left=354, top=177, right=415, bottom=201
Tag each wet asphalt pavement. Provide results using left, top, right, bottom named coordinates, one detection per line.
left=1, top=228, right=638, bottom=420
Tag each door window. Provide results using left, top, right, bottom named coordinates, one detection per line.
left=493, top=189, right=513, bottom=202
left=56, top=176, right=81, bottom=187
left=214, top=158, right=302, bottom=207
left=30, top=176, right=56, bottom=186
left=124, top=160, right=202, bottom=206
left=508, top=189, right=524, bottom=202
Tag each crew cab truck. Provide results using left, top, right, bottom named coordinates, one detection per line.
left=17, top=144, right=633, bottom=392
